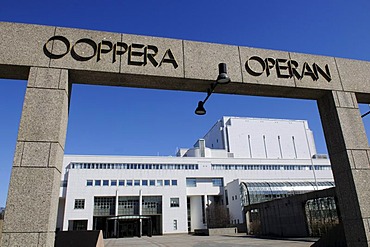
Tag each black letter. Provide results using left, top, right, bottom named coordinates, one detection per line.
left=275, top=59, right=290, bottom=78
left=147, top=45, right=159, bottom=67
left=301, top=62, right=318, bottom=81
left=159, top=49, right=178, bottom=69
left=128, top=43, right=145, bottom=66
left=71, top=38, right=97, bottom=61
left=245, top=56, right=265, bottom=76
left=97, top=40, right=113, bottom=62
left=288, top=60, right=302, bottom=80
left=313, top=63, right=331, bottom=82
left=113, top=42, right=128, bottom=63
left=265, top=58, right=275, bottom=77
left=43, top=36, right=70, bottom=59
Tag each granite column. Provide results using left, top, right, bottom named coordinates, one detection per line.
left=1, top=67, right=69, bottom=247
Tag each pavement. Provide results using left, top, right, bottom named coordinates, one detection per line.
left=104, top=234, right=317, bottom=247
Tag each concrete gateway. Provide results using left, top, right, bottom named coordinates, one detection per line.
left=1, top=22, right=370, bottom=247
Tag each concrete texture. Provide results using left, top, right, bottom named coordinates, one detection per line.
left=318, top=91, right=370, bottom=247
left=0, top=220, right=3, bottom=245
left=50, top=27, right=121, bottom=73
left=1, top=21, right=370, bottom=246
left=289, top=52, right=342, bottom=91
left=239, top=47, right=295, bottom=87
left=121, top=34, right=184, bottom=78
left=183, top=40, right=242, bottom=82
left=18, top=71, right=69, bottom=147
left=1, top=22, right=370, bottom=101
left=1, top=67, right=69, bottom=247
left=336, top=57, right=370, bottom=94
left=0, top=22, right=53, bottom=68
left=104, top=234, right=316, bottom=247
left=4, top=167, right=61, bottom=232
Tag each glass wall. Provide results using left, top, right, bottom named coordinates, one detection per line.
left=305, top=197, right=339, bottom=236
left=94, top=197, right=115, bottom=216
left=240, top=181, right=335, bottom=206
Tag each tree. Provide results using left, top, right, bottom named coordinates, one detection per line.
left=206, top=204, right=230, bottom=228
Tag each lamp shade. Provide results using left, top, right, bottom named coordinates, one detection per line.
left=216, top=63, right=231, bottom=84
left=195, top=101, right=206, bottom=115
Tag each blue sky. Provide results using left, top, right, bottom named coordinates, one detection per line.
left=1, top=0, right=370, bottom=207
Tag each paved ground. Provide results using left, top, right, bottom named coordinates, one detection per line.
left=104, top=234, right=317, bottom=247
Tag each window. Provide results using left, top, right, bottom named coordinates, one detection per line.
left=157, top=180, right=163, bottom=186
left=186, top=178, right=196, bottom=187
left=149, top=180, right=155, bottom=186
left=71, top=220, right=88, bottom=231
left=111, top=180, right=117, bottom=186
left=134, top=180, right=140, bottom=186
left=74, top=199, right=85, bottom=209
left=127, top=180, right=133, bottom=186
left=212, top=178, right=223, bottom=187
left=225, top=190, right=229, bottom=205
left=86, top=180, right=93, bottom=186
left=95, top=180, right=101, bottom=186
left=119, top=180, right=124, bottom=186
left=142, top=180, right=148, bottom=186
left=170, top=198, right=179, bottom=207
left=164, top=180, right=170, bottom=186
left=173, top=219, right=178, bottom=230
left=61, top=180, right=68, bottom=187
left=171, top=180, right=177, bottom=186
left=103, top=180, right=109, bottom=186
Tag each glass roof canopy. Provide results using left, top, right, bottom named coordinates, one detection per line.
left=240, top=181, right=335, bottom=206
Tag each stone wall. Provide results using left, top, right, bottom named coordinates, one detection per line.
left=0, top=219, right=3, bottom=243
left=244, top=187, right=336, bottom=237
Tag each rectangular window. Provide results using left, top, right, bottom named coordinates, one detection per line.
left=95, top=180, right=101, bottom=186
left=134, top=180, right=140, bottom=186
left=111, top=180, right=117, bottom=186
left=201, top=196, right=206, bottom=224
left=170, top=198, right=179, bottom=207
left=71, top=220, right=88, bottom=231
left=225, top=190, right=229, bottom=205
left=74, top=199, right=85, bottom=209
left=127, top=180, right=133, bottom=186
left=142, top=180, right=148, bottom=186
left=171, top=180, right=177, bottom=186
left=157, top=180, right=163, bottom=186
left=119, top=180, right=125, bottom=186
left=103, top=180, right=109, bottom=186
left=164, top=180, right=170, bottom=186
left=212, top=178, right=223, bottom=187
left=173, top=219, right=178, bottom=230
left=149, top=180, right=155, bottom=186
left=86, top=180, right=93, bottom=186
left=186, top=178, right=196, bottom=187
left=61, top=180, right=68, bottom=187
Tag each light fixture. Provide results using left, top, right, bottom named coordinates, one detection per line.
left=195, top=101, right=206, bottom=115
left=195, top=63, right=231, bottom=115
left=216, top=63, right=231, bottom=84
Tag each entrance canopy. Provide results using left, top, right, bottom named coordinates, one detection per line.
left=106, top=215, right=151, bottom=221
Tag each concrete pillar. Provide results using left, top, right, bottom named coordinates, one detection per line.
left=1, top=67, right=69, bottom=247
left=318, top=90, right=370, bottom=247
left=190, top=196, right=203, bottom=231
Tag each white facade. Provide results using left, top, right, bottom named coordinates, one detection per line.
left=57, top=116, right=334, bottom=236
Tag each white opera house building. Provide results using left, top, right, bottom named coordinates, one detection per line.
left=56, top=116, right=334, bottom=238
